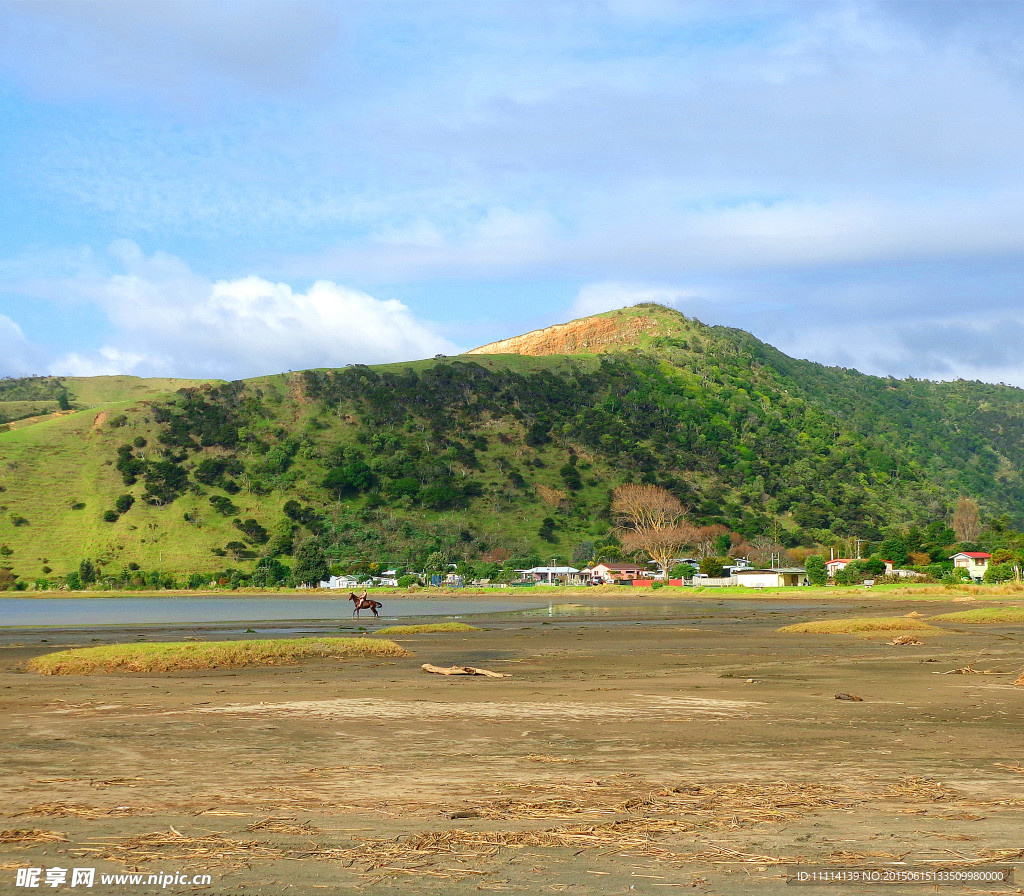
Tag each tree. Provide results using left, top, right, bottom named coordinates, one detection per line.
left=78, top=559, right=97, bottom=585
left=114, top=494, right=135, bottom=514
left=692, top=524, right=730, bottom=559
left=699, top=556, right=725, bottom=577
left=571, top=541, right=595, bottom=566
left=879, top=536, right=908, bottom=567
left=611, top=484, right=696, bottom=581
left=538, top=517, right=557, bottom=542
left=952, top=497, right=981, bottom=544
left=983, top=562, right=1017, bottom=584
left=292, top=539, right=328, bottom=587
left=805, top=554, right=827, bottom=586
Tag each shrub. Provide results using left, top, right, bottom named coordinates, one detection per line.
left=983, top=562, right=1017, bottom=584
left=804, top=555, right=827, bottom=586
left=209, top=495, right=239, bottom=516
left=102, top=510, right=119, bottom=523
left=114, top=494, right=135, bottom=514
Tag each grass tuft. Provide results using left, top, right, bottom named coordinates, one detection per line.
left=777, top=617, right=941, bottom=636
left=929, top=607, right=1024, bottom=624
left=373, top=622, right=481, bottom=636
left=26, top=637, right=409, bottom=675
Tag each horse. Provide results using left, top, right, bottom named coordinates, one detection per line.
left=349, top=592, right=382, bottom=618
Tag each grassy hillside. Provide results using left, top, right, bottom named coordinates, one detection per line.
left=3, top=305, right=1024, bottom=584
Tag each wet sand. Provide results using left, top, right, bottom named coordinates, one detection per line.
left=2, top=595, right=1023, bottom=894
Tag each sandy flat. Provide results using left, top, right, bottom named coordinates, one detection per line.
left=2, top=595, right=1023, bottom=894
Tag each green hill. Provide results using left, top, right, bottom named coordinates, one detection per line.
left=2, top=305, right=1024, bottom=584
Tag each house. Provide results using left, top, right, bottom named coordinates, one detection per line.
left=825, top=558, right=853, bottom=576
left=826, top=558, right=894, bottom=576
left=950, top=552, right=991, bottom=582
left=733, top=567, right=807, bottom=588
left=319, top=575, right=363, bottom=590
left=721, top=558, right=753, bottom=576
left=522, top=566, right=581, bottom=585
left=590, top=562, right=647, bottom=583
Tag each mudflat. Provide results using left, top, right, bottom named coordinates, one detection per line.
left=2, top=595, right=1023, bottom=894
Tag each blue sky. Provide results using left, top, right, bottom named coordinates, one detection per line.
left=1, top=1, right=1023, bottom=382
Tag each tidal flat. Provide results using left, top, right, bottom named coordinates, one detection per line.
left=2, top=594, right=1022, bottom=894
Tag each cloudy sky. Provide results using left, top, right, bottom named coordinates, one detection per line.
left=1, top=1, right=1023, bottom=383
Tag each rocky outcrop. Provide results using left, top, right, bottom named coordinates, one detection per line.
left=468, top=306, right=682, bottom=356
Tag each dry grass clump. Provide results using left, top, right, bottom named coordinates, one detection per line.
left=0, top=829, right=68, bottom=846
left=890, top=635, right=923, bottom=645
left=72, top=828, right=282, bottom=867
left=930, top=607, right=1024, bottom=624
left=1015, top=670, right=1024, bottom=687
left=246, top=817, right=318, bottom=836
left=27, top=637, right=409, bottom=675
left=374, top=623, right=481, bottom=636
left=332, top=776, right=962, bottom=879
left=13, top=803, right=148, bottom=819
left=778, top=617, right=941, bottom=636
left=476, top=781, right=857, bottom=826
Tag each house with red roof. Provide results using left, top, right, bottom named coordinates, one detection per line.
left=825, top=558, right=853, bottom=576
left=950, top=551, right=991, bottom=582
left=590, top=561, right=649, bottom=583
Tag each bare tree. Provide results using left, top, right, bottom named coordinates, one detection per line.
left=692, top=523, right=730, bottom=559
left=952, top=496, right=981, bottom=543
left=746, top=535, right=786, bottom=567
left=612, top=484, right=696, bottom=580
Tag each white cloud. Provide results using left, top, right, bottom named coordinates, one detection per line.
left=0, top=315, right=44, bottom=377
left=46, top=242, right=459, bottom=380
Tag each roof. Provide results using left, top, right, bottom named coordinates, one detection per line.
left=734, top=567, right=807, bottom=574
left=526, top=566, right=580, bottom=574
left=593, top=562, right=645, bottom=570
left=825, top=558, right=853, bottom=565
left=950, top=552, right=991, bottom=559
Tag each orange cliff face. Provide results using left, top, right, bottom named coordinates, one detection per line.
left=467, top=306, right=683, bottom=357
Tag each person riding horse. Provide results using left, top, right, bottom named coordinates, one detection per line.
left=349, top=591, right=382, bottom=618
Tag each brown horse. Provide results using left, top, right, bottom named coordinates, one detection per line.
left=349, top=592, right=382, bottom=618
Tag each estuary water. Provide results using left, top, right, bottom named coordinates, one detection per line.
left=0, top=596, right=548, bottom=628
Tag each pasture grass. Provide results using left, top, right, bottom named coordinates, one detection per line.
left=777, top=617, right=943, bottom=637
left=26, top=637, right=409, bottom=675
left=929, top=607, right=1024, bottom=624
left=373, top=622, right=482, bottom=636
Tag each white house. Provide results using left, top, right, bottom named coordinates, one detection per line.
left=523, top=566, right=580, bottom=584
left=825, top=558, right=853, bottom=576
left=733, top=568, right=807, bottom=588
left=950, top=552, right=991, bottom=582
left=826, top=558, right=895, bottom=577
left=319, top=575, right=363, bottom=590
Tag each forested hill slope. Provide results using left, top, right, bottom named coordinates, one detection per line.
left=2, top=304, right=1023, bottom=581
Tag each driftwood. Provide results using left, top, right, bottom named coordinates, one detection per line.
left=421, top=663, right=510, bottom=678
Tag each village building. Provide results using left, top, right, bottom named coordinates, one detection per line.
left=826, top=557, right=895, bottom=577
left=520, top=566, right=582, bottom=585
left=950, top=551, right=991, bottom=582
left=825, top=558, right=854, bottom=576
left=732, top=567, right=807, bottom=588
left=590, top=561, right=648, bottom=583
